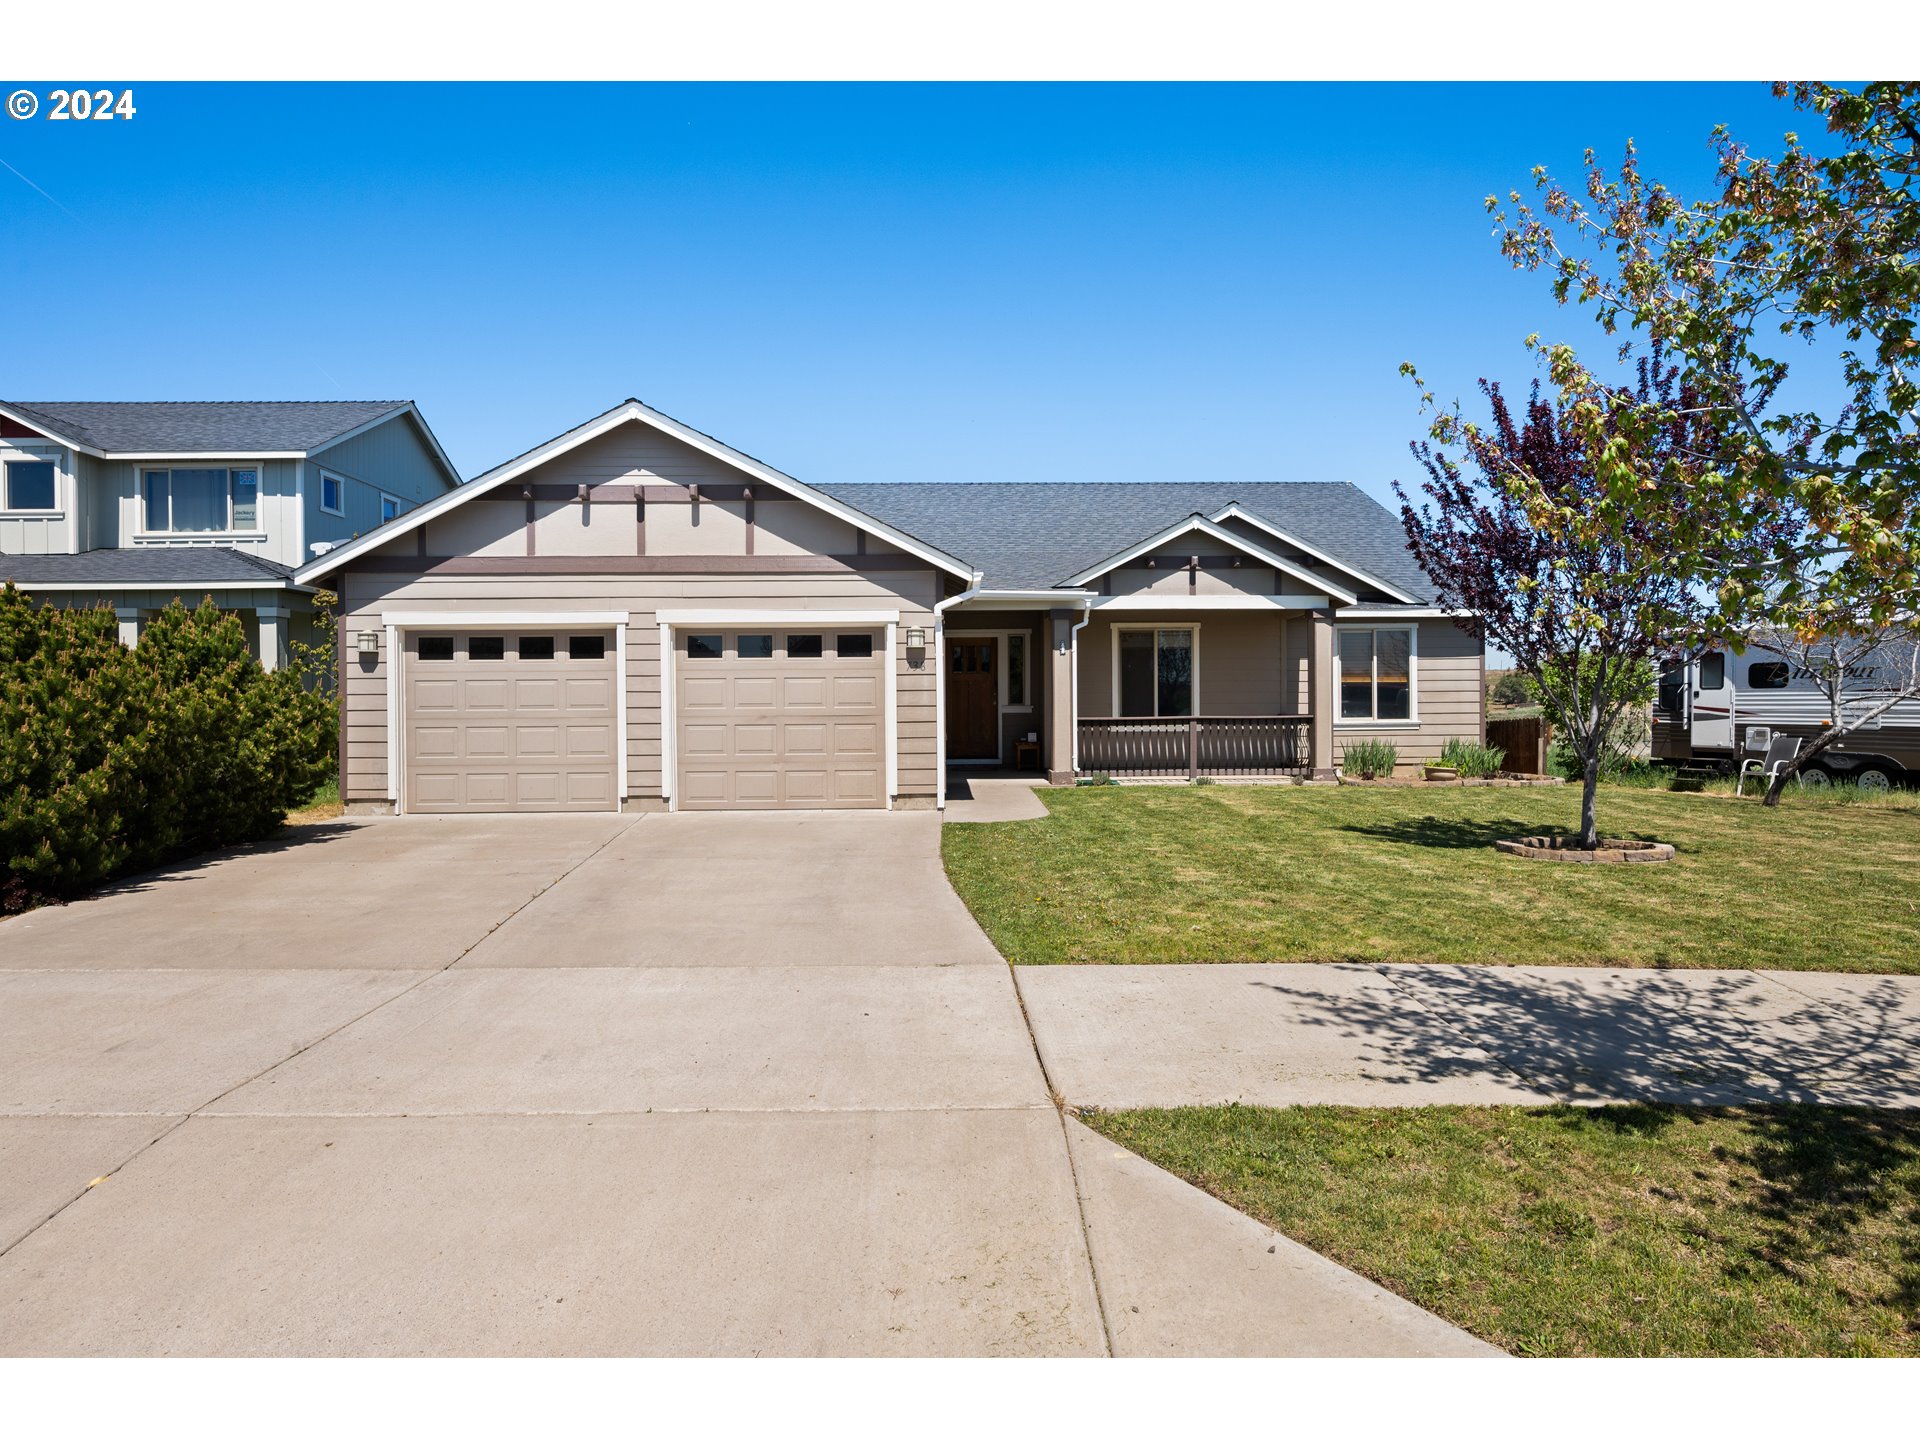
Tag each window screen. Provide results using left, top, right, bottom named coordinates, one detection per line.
left=1338, top=630, right=1375, bottom=719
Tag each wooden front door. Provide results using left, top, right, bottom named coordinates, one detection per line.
left=948, top=637, right=999, bottom=761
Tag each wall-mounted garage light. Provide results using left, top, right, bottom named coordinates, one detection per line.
left=356, top=630, right=380, bottom=659
left=905, top=626, right=927, bottom=651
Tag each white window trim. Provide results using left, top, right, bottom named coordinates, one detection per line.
left=945, top=628, right=1036, bottom=768
left=1332, top=622, right=1419, bottom=727
left=1108, top=623, right=1203, bottom=718
left=0, top=452, right=62, bottom=517
left=381, top=612, right=629, bottom=813
left=378, top=491, right=403, bottom=524
left=319, top=469, right=346, bottom=517
left=137, top=463, right=266, bottom=539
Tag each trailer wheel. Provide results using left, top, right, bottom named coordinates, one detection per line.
left=1795, top=766, right=1833, bottom=790
left=1851, top=764, right=1897, bottom=794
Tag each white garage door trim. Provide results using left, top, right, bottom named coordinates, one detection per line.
left=383, top=610, right=629, bottom=811
left=655, top=609, right=900, bottom=812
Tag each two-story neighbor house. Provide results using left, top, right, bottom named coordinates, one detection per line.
left=0, top=400, right=461, bottom=668
left=295, top=397, right=1482, bottom=814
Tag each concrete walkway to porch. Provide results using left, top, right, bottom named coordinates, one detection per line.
left=941, top=774, right=1051, bottom=823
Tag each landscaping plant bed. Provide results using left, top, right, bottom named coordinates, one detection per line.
left=1495, top=835, right=1675, bottom=863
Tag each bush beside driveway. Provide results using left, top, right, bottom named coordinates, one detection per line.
left=941, top=785, right=1920, bottom=971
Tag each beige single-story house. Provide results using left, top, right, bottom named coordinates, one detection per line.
left=295, top=398, right=1484, bottom=814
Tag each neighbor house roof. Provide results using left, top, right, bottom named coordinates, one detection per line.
left=813, top=481, right=1433, bottom=601
left=0, top=547, right=301, bottom=589
left=0, top=400, right=413, bottom=455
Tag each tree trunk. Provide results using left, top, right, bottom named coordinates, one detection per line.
left=1579, top=754, right=1601, bottom=849
left=1762, top=729, right=1840, bottom=808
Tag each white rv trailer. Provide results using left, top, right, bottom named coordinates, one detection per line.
left=1652, top=643, right=1920, bottom=788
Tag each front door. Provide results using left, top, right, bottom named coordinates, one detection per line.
left=948, top=637, right=999, bottom=761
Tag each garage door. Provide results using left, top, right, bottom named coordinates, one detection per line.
left=676, top=627, right=885, bottom=810
left=405, top=630, right=619, bottom=813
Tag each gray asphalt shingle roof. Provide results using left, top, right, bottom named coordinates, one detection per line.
left=815, top=481, right=1432, bottom=600
left=0, top=400, right=408, bottom=454
left=0, top=547, right=297, bottom=587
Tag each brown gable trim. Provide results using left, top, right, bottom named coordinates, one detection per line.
left=1, top=416, right=49, bottom=440
left=346, top=554, right=934, bottom=577
left=472, top=482, right=759, bottom=504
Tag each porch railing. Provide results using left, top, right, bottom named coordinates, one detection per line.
left=1077, top=715, right=1313, bottom=779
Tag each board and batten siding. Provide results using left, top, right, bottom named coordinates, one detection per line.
left=332, top=413, right=945, bottom=809
left=307, top=411, right=458, bottom=554
left=0, top=438, right=77, bottom=555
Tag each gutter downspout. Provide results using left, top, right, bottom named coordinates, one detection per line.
left=933, top=573, right=985, bottom=811
left=1068, top=596, right=1093, bottom=774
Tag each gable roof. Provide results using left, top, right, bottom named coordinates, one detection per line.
left=0, top=546, right=301, bottom=589
left=1059, top=512, right=1358, bottom=603
left=812, top=481, right=1434, bottom=600
left=0, top=400, right=412, bottom=454
left=295, top=398, right=976, bottom=585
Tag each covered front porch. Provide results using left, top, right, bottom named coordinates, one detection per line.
left=937, top=598, right=1337, bottom=795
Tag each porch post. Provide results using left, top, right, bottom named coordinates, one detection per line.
left=256, top=606, right=290, bottom=673
left=1046, top=607, right=1077, bottom=785
left=113, top=605, right=143, bottom=649
left=1309, top=608, right=1336, bottom=780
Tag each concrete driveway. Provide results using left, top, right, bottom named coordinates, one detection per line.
left=0, top=812, right=1485, bottom=1357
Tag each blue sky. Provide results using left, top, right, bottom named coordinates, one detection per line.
left=0, top=82, right=1805, bottom=513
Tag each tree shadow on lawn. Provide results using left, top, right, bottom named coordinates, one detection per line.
left=1338, top=815, right=1668, bottom=850
left=1259, top=967, right=1920, bottom=1312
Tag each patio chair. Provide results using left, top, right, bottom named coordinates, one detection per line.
left=1736, top=733, right=1801, bottom=797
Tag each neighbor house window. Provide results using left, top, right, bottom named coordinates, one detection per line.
left=142, top=467, right=259, bottom=533
left=1117, top=627, right=1194, bottom=717
left=4, top=459, right=56, bottom=511
left=1337, top=627, right=1412, bottom=721
left=379, top=494, right=400, bottom=524
left=319, top=472, right=344, bottom=515
left=1007, top=633, right=1029, bottom=708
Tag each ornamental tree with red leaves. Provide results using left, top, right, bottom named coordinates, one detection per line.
left=1395, top=358, right=1721, bottom=849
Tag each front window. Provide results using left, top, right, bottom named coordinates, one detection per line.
left=320, top=472, right=344, bottom=515
left=1117, top=627, right=1195, bottom=717
left=1338, top=627, right=1413, bottom=721
left=1007, top=633, right=1029, bottom=707
left=142, top=466, right=259, bottom=533
left=4, top=459, right=56, bottom=511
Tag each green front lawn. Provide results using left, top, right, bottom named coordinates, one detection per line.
left=940, top=784, right=1920, bottom=971
left=1084, top=1104, right=1920, bottom=1357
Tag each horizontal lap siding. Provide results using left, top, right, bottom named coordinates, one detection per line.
left=1333, top=618, right=1484, bottom=764
left=337, top=569, right=943, bottom=804
left=1077, top=611, right=1288, bottom=716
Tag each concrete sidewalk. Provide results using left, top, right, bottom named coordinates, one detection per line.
left=1017, top=962, right=1920, bottom=1110
left=0, top=811, right=1486, bottom=1357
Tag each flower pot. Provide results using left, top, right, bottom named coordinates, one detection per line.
left=1423, top=766, right=1460, bottom=782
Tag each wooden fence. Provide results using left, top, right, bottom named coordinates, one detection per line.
left=1486, top=714, right=1552, bottom=775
